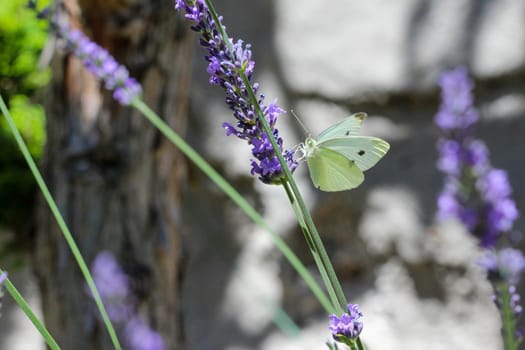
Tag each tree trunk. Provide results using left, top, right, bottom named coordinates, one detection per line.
left=34, top=0, right=192, bottom=348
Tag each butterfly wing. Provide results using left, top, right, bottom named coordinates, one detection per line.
left=307, top=146, right=364, bottom=192
left=320, top=136, right=390, bottom=172
left=316, top=113, right=367, bottom=143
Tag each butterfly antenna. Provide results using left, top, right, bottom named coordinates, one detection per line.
left=290, top=109, right=310, bottom=136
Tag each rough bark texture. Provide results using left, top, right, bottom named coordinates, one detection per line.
left=34, top=1, right=192, bottom=348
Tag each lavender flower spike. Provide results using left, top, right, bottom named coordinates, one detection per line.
left=43, top=12, right=141, bottom=105
left=436, top=69, right=524, bottom=345
left=174, top=0, right=298, bottom=184
left=435, top=67, right=519, bottom=247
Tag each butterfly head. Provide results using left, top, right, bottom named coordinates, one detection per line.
left=294, top=137, right=317, bottom=161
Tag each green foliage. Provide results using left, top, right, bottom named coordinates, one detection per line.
left=0, top=0, right=50, bottom=96
left=0, top=0, right=49, bottom=232
left=0, top=95, right=46, bottom=231
left=6, top=95, right=46, bottom=158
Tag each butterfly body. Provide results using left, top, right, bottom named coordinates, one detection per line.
left=297, top=113, right=389, bottom=192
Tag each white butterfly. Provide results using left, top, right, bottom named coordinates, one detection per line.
left=296, top=113, right=390, bottom=192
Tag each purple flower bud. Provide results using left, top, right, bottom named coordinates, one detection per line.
left=499, top=249, right=525, bottom=284
left=91, top=252, right=135, bottom=322
left=328, top=303, right=363, bottom=342
left=465, top=140, right=489, bottom=173
left=478, top=248, right=525, bottom=284
left=478, top=169, right=513, bottom=202
left=510, top=286, right=522, bottom=315
left=437, top=189, right=461, bottom=220
left=488, top=198, right=519, bottom=232
left=437, top=140, right=461, bottom=176
left=124, top=316, right=165, bottom=350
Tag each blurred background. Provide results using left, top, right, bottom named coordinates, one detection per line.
left=1, top=0, right=525, bottom=349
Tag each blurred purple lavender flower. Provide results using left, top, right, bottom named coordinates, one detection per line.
left=436, top=69, right=524, bottom=344
left=435, top=67, right=478, bottom=131
left=174, top=0, right=297, bottom=184
left=91, top=252, right=164, bottom=349
left=91, top=252, right=135, bottom=322
left=435, top=67, right=519, bottom=247
left=28, top=2, right=141, bottom=105
left=56, top=24, right=141, bottom=105
left=124, top=316, right=165, bottom=350
left=478, top=248, right=525, bottom=285
left=509, top=285, right=523, bottom=316
left=328, top=303, right=363, bottom=343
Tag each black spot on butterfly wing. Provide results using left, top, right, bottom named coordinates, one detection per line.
left=345, top=131, right=350, bottom=136
left=355, top=113, right=366, bottom=121
left=358, top=150, right=365, bottom=156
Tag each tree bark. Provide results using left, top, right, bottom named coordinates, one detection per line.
left=34, top=0, right=192, bottom=348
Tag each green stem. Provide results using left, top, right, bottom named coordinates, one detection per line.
left=498, top=282, right=519, bottom=350
left=131, top=98, right=333, bottom=313
left=282, top=183, right=338, bottom=314
left=2, top=274, right=61, bottom=350
left=202, top=0, right=347, bottom=314
left=240, top=71, right=346, bottom=313
left=0, top=95, right=122, bottom=350
left=356, top=337, right=366, bottom=350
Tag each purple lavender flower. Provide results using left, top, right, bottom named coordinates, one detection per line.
left=436, top=67, right=523, bottom=350
left=509, top=285, right=523, bottom=315
left=478, top=248, right=525, bottom=285
left=174, top=0, right=297, bottom=184
left=328, top=303, right=363, bottom=343
left=437, top=186, right=460, bottom=219
left=436, top=140, right=461, bottom=176
left=91, top=252, right=165, bottom=349
left=478, top=169, right=513, bottom=202
left=60, top=25, right=141, bottom=105
left=465, top=140, right=489, bottom=172
left=31, top=5, right=142, bottom=105
left=124, top=316, right=165, bottom=350
left=91, top=252, right=135, bottom=322
left=435, top=67, right=519, bottom=247
left=435, top=66, right=478, bottom=131
left=492, top=285, right=523, bottom=319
